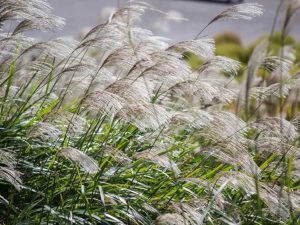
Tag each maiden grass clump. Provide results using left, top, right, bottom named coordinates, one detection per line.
left=1, top=0, right=300, bottom=224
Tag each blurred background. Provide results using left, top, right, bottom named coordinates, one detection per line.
left=46, top=0, right=300, bottom=44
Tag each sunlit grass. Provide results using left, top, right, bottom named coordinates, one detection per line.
left=0, top=0, right=300, bottom=224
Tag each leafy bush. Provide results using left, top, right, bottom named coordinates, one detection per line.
left=214, top=32, right=242, bottom=46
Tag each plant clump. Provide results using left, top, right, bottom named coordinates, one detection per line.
left=0, top=0, right=300, bottom=224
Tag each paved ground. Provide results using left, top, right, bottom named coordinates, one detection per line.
left=46, top=0, right=300, bottom=44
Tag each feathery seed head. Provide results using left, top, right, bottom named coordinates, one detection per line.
left=59, top=148, right=99, bottom=174
left=212, top=3, right=264, bottom=22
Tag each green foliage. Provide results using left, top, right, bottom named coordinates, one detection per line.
left=214, top=32, right=242, bottom=46
left=184, top=52, right=203, bottom=70
left=215, top=43, right=243, bottom=61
